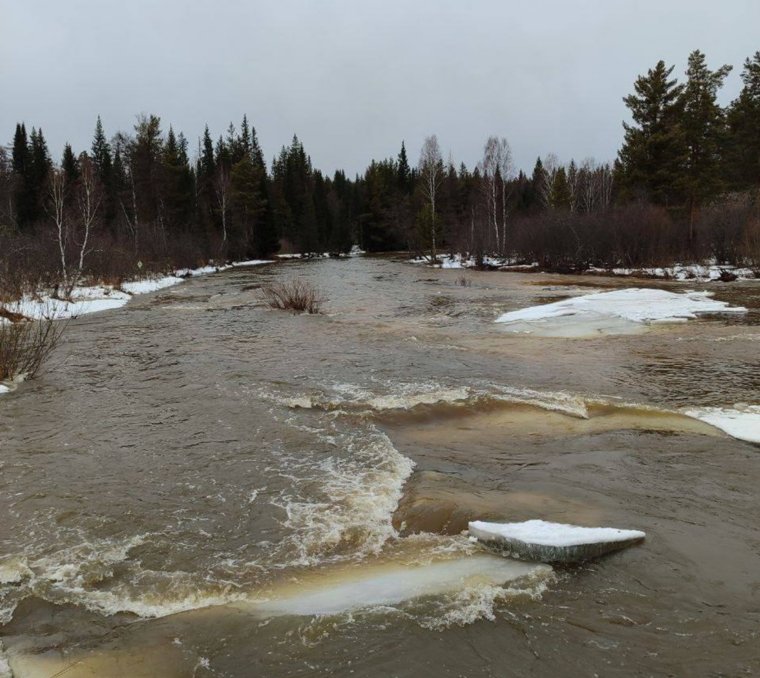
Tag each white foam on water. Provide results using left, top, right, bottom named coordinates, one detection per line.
left=0, top=641, right=10, bottom=678
left=270, top=426, right=415, bottom=566
left=265, top=381, right=593, bottom=420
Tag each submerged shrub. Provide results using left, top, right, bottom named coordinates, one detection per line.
left=262, top=279, right=324, bottom=314
left=0, top=317, right=66, bottom=383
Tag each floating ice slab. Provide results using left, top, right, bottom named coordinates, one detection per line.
left=495, top=288, right=746, bottom=335
left=683, top=406, right=760, bottom=444
left=469, top=519, right=645, bottom=563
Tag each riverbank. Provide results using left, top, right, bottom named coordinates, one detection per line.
left=410, top=253, right=759, bottom=281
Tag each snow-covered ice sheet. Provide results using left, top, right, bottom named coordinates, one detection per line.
left=683, top=406, right=760, bottom=444
left=469, top=519, right=646, bottom=563
left=495, top=288, right=747, bottom=335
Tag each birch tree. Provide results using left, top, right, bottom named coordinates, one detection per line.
left=418, top=135, right=443, bottom=262
left=479, top=136, right=513, bottom=255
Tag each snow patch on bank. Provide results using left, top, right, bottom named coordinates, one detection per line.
left=683, top=405, right=760, bottom=444
left=587, top=263, right=756, bottom=281
left=409, top=253, right=756, bottom=280
left=496, top=288, right=747, bottom=335
left=0, top=259, right=274, bottom=324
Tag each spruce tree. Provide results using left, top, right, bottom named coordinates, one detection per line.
left=616, top=60, right=686, bottom=206
left=12, top=124, right=29, bottom=174
left=91, top=116, right=115, bottom=225
left=725, top=52, right=760, bottom=189
left=397, top=141, right=411, bottom=192
left=680, top=50, right=732, bottom=236
left=11, top=123, right=32, bottom=228
left=549, top=166, right=572, bottom=209
left=531, top=157, right=549, bottom=209
left=61, top=144, right=80, bottom=184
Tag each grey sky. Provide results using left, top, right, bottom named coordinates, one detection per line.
left=2, top=0, right=758, bottom=176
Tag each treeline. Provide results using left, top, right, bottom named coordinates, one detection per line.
left=1, top=49, right=759, bottom=295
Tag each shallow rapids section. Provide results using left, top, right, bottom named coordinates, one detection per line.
left=1, top=256, right=759, bottom=677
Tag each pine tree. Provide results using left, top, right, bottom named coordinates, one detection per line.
left=616, top=60, right=686, bottom=205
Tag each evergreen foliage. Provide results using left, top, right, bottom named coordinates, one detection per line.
left=1, top=49, right=759, bottom=278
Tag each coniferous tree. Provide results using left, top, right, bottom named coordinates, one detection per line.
left=397, top=141, right=411, bottom=193
left=549, top=166, right=572, bottom=209
left=61, top=144, right=80, bottom=184
left=531, top=157, right=549, bottom=210
left=617, top=60, right=686, bottom=206
left=11, top=123, right=32, bottom=228
left=725, top=52, right=760, bottom=190
left=680, top=50, right=732, bottom=237
left=91, top=116, right=116, bottom=226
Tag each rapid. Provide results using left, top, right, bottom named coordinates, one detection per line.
left=0, top=256, right=758, bottom=677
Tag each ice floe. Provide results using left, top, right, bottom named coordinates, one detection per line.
left=495, top=288, right=747, bottom=336
left=469, top=519, right=646, bottom=563
left=683, top=406, right=760, bottom=444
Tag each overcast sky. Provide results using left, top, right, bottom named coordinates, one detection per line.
left=2, top=0, right=758, bottom=176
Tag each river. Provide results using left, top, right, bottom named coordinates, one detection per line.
left=1, top=256, right=759, bottom=677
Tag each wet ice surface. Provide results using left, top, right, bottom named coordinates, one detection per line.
left=683, top=405, right=760, bottom=443
left=1, top=257, right=759, bottom=677
left=468, top=520, right=645, bottom=563
left=495, top=287, right=747, bottom=336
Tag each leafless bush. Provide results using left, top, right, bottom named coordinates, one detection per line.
left=455, top=275, right=471, bottom=286
left=262, top=279, right=323, bottom=314
left=0, top=318, right=66, bottom=382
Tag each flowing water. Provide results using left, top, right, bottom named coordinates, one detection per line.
left=1, top=256, right=759, bottom=677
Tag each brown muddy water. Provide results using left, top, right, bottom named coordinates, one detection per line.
left=1, top=256, right=759, bottom=677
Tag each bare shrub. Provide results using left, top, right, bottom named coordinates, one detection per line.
left=262, top=279, right=323, bottom=314
left=455, top=275, right=471, bottom=287
left=0, top=318, right=66, bottom=382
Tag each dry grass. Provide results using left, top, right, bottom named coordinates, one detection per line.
left=261, top=279, right=324, bottom=314
left=0, top=318, right=66, bottom=383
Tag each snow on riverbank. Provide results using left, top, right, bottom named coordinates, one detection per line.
left=586, top=263, right=757, bottom=281
left=409, top=254, right=757, bottom=280
left=683, top=405, right=760, bottom=444
left=495, top=288, right=747, bottom=335
left=0, top=259, right=274, bottom=324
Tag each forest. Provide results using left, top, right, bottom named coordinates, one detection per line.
left=1, top=49, right=759, bottom=297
